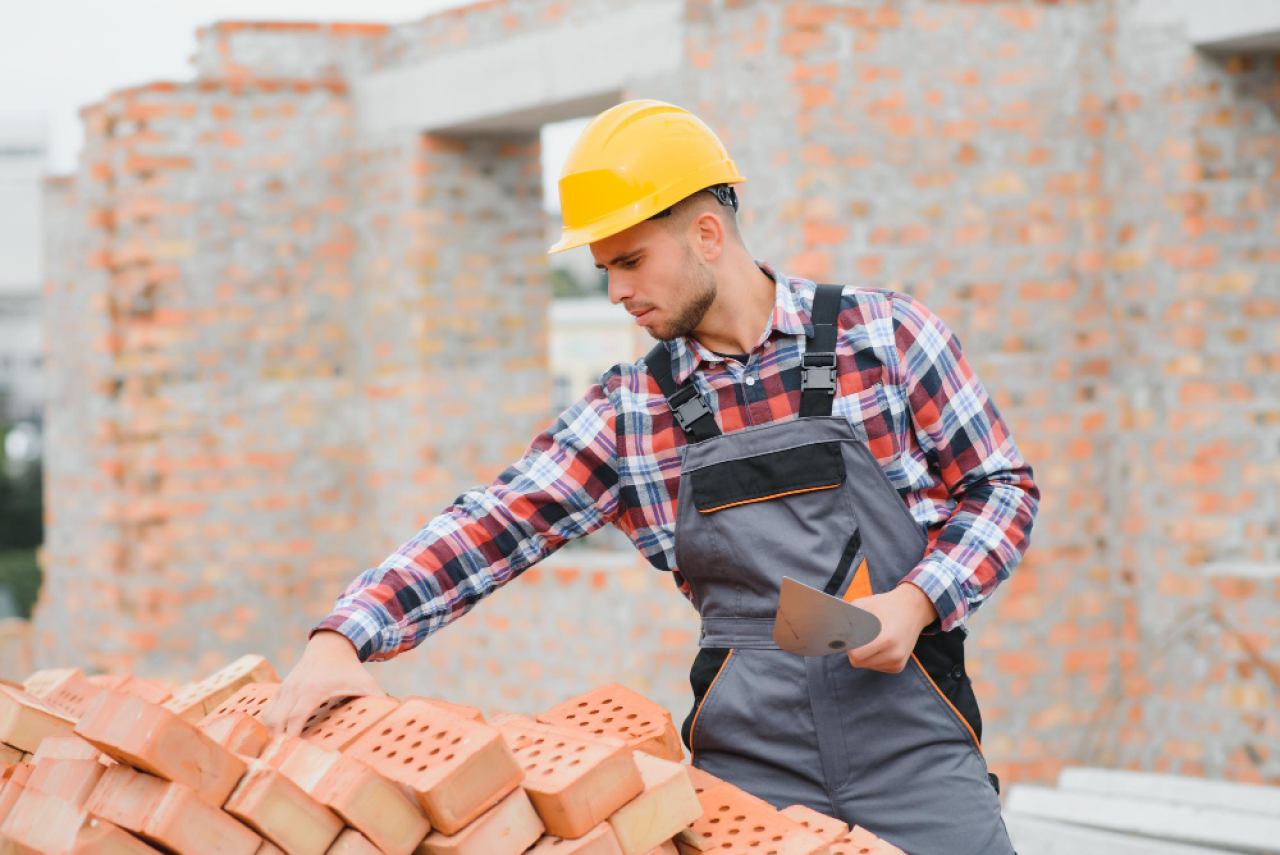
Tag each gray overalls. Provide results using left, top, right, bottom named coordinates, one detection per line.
left=645, top=285, right=1016, bottom=855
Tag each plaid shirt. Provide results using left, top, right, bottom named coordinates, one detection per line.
left=317, top=264, right=1040, bottom=662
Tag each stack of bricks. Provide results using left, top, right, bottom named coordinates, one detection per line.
left=0, top=657, right=903, bottom=854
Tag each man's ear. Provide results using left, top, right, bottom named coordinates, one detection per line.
left=690, top=210, right=726, bottom=263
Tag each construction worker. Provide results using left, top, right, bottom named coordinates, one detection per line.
left=263, top=99, right=1039, bottom=854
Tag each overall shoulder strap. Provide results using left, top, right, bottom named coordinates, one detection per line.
left=645, top=342, right=721, bottom=443
left=799, top=283, right=844, bottom=418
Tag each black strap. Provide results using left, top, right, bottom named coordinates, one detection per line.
left=645, top=343, right=721, bottom=443
left=799, top=283, right=843, bottom=418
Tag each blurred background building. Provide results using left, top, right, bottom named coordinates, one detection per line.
left=3, top=0, right=1278, bottom=800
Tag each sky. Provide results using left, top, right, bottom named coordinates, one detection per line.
left=0, top=0, right=587, bottom=210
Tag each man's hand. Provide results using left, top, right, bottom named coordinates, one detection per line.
left=845, top=582, right=938, bottom=674
left=260, top=630, right=388, bottom=736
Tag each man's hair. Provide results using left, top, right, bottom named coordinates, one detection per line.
left=649, top=184, right=742, bottom=242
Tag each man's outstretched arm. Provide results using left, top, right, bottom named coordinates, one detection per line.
left=262, top=381, right=622, bottom=733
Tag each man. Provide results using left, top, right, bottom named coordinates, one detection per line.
left=263, top=100, right=1039, bottom=854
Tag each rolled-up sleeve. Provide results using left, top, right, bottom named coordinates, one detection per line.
left=888, top=292, right=1040, bottom=634
left=313, top=381, right=622, bottom=661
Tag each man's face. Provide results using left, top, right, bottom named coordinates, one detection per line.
left=590, top=219, right=717, bottom=342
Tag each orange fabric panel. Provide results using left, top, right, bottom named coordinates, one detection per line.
left=842, top=558, right=872, bottom=602
left=696, top=482, right=840, bottom=514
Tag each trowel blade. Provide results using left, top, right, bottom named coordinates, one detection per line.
left=773, top=575, right=882, bottom=657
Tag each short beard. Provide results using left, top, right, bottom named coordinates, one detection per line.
left=652, top=252, right=717, bottom=342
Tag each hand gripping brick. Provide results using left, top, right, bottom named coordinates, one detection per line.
left=416, top=787, right=544, bottom=855
left=780, top=804, right=851, bottom=844
left=536, top=685, right=684, bottom=763
left=165, top=655, right=280, bottom=722
left=223, top=759, right=343, bottom=855
left=74, top=690, right=247, bottom=805
left=678, top=782, right=827, bottom=855
left=496, top=715, right=643, bottom=839
left=343, top=698, right=523, bottom=835
left=0, top=685, right=77, bottom=753
left=299, top=695, right=401, bottom=752
left=526, top=823, right=625, bottom=855
left=606, top=754, right=701, bottom=855
left=261, top=735, right=430, bottom=855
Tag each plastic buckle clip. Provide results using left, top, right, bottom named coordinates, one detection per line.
left=671, top=390, right=712, bottom=431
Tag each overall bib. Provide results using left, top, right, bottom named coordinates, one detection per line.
left=645, top=285, right=1016, bottom=855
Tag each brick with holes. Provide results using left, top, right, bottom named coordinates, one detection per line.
left=416, top=786, right=543, bottom=855
left=0, top=685, right=77, bottom=754
left=344, top=697, right=523, bottom=835
left=606, top=754, right=701, bottom=855
left=781, top=804, right=850, bottom=844
left=199, top=683, right=278, bottom=724
left=25, top=758, right=106, bottom=807
left=164, top=655, right=280, bottom=722
left=199, top=711, right=272, bottom=758
left=224, top=759, right=343, bottom=855
left=326, top=829, right=380, bottom=855
left=496, top=714, right=642, bottom=839
left=677, top=782, right=826, bottom=855
left=526, top=823, right=624, bottom=855
left=301, top=695, right=401, bottom=752
left=74, top=690, right=246, bottom=805
left=19, top=669, right=101, bottom=721
left=415, top=698, right=484, bottom=723
left=536, top=685, right=683, bottom=763
left=88, top=674, right=175, bottom=707
left=828, top=826, right=906, bottom=855
left=260, top=734, right=430, bottom=855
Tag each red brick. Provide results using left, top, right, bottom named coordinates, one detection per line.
left=830, top=825, right=907, bottom=855
left=537, top=685, right=683, bottom=763
left=0, top=748, right=21, bottom=766
left=325, top=829, right=380, bottom=855
left=200, top=683, right=279, bottom=724
left=140, top=778, right=260, bottom=855
left=74, top=691, right=246, bottom=805
left=683, top=782, right=824, bottom=854
left=496, top=715, right=642, bottom=839
left=0, top=831, right=38, bottom=853
left=30, top=735, right=106, bottom=765
left=83, top=765, right=168, bottom=833
left=25, top=759, right=105, bottom=807
left=35, top=672, right=103, bottom=721
left=87, top=676, right=173, bottom=707
left=606, top=754, right=701, bottom=855
left=263, top=736, right=429, bottom=855
left=165, top=655, right=279, bottom=722
left=417, top=787, right=543, bottom=855
left=0, top=765, right=33, bottom=821
left=198, top=711, right=271, bottom=758
left=0, top=685, right=77, bottom=753
left=224, top=760, right=342, bottom=855
left=300, top=695, right=400, bottom=752
left=344, top=698, right=523, bottom=835
left=0, top=785, right=85, bottom=851
left=526, top=823, right=624, bottom=855
left=68, top=816, right=157, bottom=854
left=780, top=804, right=850, bottom=843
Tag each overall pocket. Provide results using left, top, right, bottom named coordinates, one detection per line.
left=681, top=647, right=735, bottom=757
left=911, top=628, right=984, bottom=750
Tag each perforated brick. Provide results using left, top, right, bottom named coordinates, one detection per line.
left=74, top=691, right=246, bottom=805
left=344, top=697, right=523, bottom=835
left=497, top=715, right=642, bottom=839
left=224, top=759, right=343, bottom=855
left=537, top=685, right=683, bottom=763
left=0, top=685, right=77, bottom=753
left=300, top=694, right=400, bottom=752
left=20, top=669, right=78, bottom=700
left=780, top=804, right=850, bottom=844
left=200, top=683, right=279, bottom=724
left=680, top=782, right=826, bottom=855
left=19, top=670, right=102, bottom=721
left=90, top=675, right=174, bottom=706
left=526, top=823, right=624, bottom=855
left=25, top=758, right=106, bottom=807
left=682, top=765, right=727, bottom=797
left=417, top=787, right=543, bottom=855
left=30, top=735, right=106, bottom=765
left=164, top=655, right=280, bottom=722
left=607, top=754, right=701, bottom=855
left=828, top=826, right=906, bottom=855
left=415, top=698, right=484, bottom=722
left=137, top=778, right=261, bottom=855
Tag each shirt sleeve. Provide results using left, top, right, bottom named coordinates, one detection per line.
left=887, top=292, right=1041, bottom=634
left=312, top=380, right=622, bottom=661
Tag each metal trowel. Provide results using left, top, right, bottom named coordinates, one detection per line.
left=773, top=575, right=882, bottom=656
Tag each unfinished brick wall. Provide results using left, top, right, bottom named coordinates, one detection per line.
left=40, top=0, right=1279, bottom=792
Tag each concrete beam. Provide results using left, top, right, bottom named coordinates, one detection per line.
left=354, top=0, right=683, bottom=137
left=1133, top=0, right=1280, bottom=51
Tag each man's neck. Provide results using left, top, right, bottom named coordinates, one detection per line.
left=691, top=256, right=777, bottom=355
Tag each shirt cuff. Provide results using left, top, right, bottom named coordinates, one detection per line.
left=310, top=601, right=402, bottom=663
left=898, top=552, right=971, bottom=635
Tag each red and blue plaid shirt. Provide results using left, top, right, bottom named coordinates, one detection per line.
left=317, top=264, right=1040, bottom=661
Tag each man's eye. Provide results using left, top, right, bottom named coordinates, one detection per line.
left=621, top=258, right=640, bottom=269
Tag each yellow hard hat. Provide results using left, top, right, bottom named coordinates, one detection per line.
left=548, top=99, right=746, bottom=254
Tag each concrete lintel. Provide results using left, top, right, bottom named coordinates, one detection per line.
left=1133, top=0, right=1280, bottom=52
left=354, top=0, right=683, bottom=137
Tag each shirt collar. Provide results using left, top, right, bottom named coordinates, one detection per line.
left=666, top=260, right=812, bottom=385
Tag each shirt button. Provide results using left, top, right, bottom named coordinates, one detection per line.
left=745, top=376, right=756, bottom=386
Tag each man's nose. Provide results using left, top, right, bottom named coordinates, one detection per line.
left=606, top=272, right=633, bottom=305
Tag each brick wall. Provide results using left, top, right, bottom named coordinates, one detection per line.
left=37, top=0, right=1279, bottom=790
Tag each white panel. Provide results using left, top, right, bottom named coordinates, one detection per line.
left=1005, top=814, right=1241, bottom=855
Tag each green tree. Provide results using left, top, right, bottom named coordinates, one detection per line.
left=0, top=421, right=43, bottom=619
